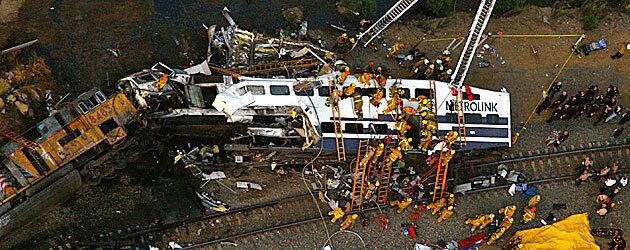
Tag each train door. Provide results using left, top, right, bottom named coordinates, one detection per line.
left=20, top=147, right=49, bottom=175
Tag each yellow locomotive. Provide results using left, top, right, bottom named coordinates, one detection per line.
left=0, top=88, right=140, bottom=238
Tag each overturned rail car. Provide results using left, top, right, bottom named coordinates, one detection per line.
left=0, top=88, right=143, bottom=238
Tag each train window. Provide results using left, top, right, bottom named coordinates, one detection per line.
left=486, top=114, right=500, bottom=124
left=444, top=113, right=458, bottom=123
left=99, top=118, right=119, bottom=135
left=37, top=124, right=49, bottom=135
left=270, top=85, right=290, bottom=95
left=78, top=102, right=89, bottom=114
left=465, top=114, right=483, bottom=124
left=246, top=85, right=265, bottom=95
left=344, top=123, right=364, bottom=134
left=318, top=86, right=331, bottom=97
left=362, top=88, right=379, bottom=97
left=321, top=122, right=334, bottom=133
left=295, top=88, right=314, bottom=96
left=95, top=91, right=107, bottom=103
left=58, top=129, right=82, bottom=146
left=415, top=88, right=431, bottom=98
left=371, top=124, right=388, bottom=134
left=399, top=88, right=410, bottom=99
left=462, top=92, right=481, bottom=100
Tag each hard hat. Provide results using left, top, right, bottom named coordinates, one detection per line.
left=422, top=99, right=428, bottom=105
left=407, top=198, right=412, bottom=202
left=421, top=131, right=428, bottom=136
left=422, top=120, right=428, bottom=125
left=344, top=66, right=350, bottom=72
left=452, top=131, right=459, bottom=137
left=626, top=43, right=630, bottom=50
left=489, top=214, right=495, bottom=218
left=449, top=193, right=454, bottom=198
left=350, top=83, right=356, bottom=87
left=289, top=109, right=297, bottom=118
left=377, top=66, right=382, bottom=71
left=424, top=59, right=430, bottom=65
left=447, top=206, right=454, bottom=210
left=421, top=111, right=427, bottom=117
left=445, top=56, right=452, bottom=61
left=407, top=138, right=412, bottom=142
left=429, top=64, right=435, bottom=69
left=450, top=150, right=455, bottom=154
left=436, top=59, right=442, bottom=64
left=447, top=69, right=453, bottom=74
left=352, top=214, right=358, bottom=219
left=349, top=38, right=356, bottom=43
left=341, top=33, right=348, bottom=38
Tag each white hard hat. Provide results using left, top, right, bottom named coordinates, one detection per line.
left=439, top=65, right=444, bottom=71
left=447, top=69, right=453, bottom=74
left=429, top=64, right=435, bottom=69
left=436, top=59, right=442, bottom=64
left=442, top=50, right=451, bottom=55
left=626, top=43, right=630, bottom=50
left=483, top=44, right=490, bottom=49
left=424, top=59, right=430, bottom=65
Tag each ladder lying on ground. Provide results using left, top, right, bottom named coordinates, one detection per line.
left=358, top=0, right=419, bottom=47
left=350, top=140, right=370, bottom=210
left=0, top=125, right=38, bottom=151
left=449, top=0, right=496, bottom=87
left=328, top=81, right=346, bottom=161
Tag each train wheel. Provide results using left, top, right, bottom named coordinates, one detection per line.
left=88, top=169, right=102, bottom=186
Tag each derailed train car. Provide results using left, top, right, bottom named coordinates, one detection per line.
left=0, top=88, right=141, bottom=238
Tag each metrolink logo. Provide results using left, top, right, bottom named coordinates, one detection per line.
left=446, top=100, right=498, bottom=112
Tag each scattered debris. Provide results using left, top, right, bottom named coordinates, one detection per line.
left=236, top=181, right=263, bottom=191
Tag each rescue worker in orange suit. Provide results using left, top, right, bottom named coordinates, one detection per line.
left=336, top=33, right=349, bottom=53
left=437, top=205, right=454, bottom=223
left=445, top=131, right=459, bottom=143
left=369, top=88, right=385, bottom=107
left=376, top=73, right=387, bottom=88
left=400, top=106, right=417, bottom=121
left=384, top=147, right=403, bottom=167
left=340, top=214, right=358, bottom=230
left=365, top=61, right=376, bottom=74
left=360, top=146, right=376, bottom=167
left=365, top=181, right=379, bottom=201
left=337, top=66, right=351, bottom=85
left=370, top=143, right=385, bottom=164
left=527, top=195, right=541, bottom=208
left=419, top=130, right=432, bottom=152
left=428, top=198, right=446, bottom=215
left=465, top=213, right=495, bottom=232
left=326, top=88, right=342, bottom=107
left=343, top=83, right=356, bottom=98
left=446, top=193, right=455, bottom=206
left=384, top=85, right=401, bottom=114
left=395, top=119, right=411, bottom=137
left=358, top=72, right=374, bottom=86
left=329, top=207, right=345, bottom=223
left=422, top=119, right=438, bottom=134
left=498, top=205, right=517, bottom=219
left=521, top=206, right=537, bottom=224
left=390, top=197, right=413, bottom=213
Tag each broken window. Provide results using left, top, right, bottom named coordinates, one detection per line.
left=58, top=129, right=82, bottom=146
left=486, top=114, right=500, bottom=124
left=318, top=86, right=331, bottom=97
left=371, top=124, right=388, bottom=134
left=415, top=88, right=431, bottom=98
left=463, top=92, right=481, bottom=100
left=344, top=123, right=364, bottom=134
left=399, top=88, right=411, bottom=99
left=99, top=118, right=119, bottom=135
left=295, top=88, right=314, bottom=96
left=270, top=85, right=290, bottom=95
left=246, top=85, right=265, bottom=95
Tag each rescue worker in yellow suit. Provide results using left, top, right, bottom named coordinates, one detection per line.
left=445, top=131, right=459, bottom=143
left=360, top=146, right=376, bottom=167
left=527, top=195, right=541, bottom=208
left=422, top=119, right=438, bottom=134
left=395, top=119, right=410, bottom=137
left=376, top=73, right=387, bottom=88
left=437, top=205, right=454, bottom=223
left=337, top=66, right=351, bottom=85
left=340, top=214, right=358, bottom=230
left=400, top=106, right=417, bottom=121
left=329, top=207, right=345, bottom=223
left=365, top=181, right=379, bottom=201
left=521, top=206, right=537, bottom=224
left=465, top=213, right=495, bottom=232
left=420, top=110, right=436, bottom=122
left=371, top=143, right=385, bottom=164
left=398, top=137, right=413, bottom=151
left=488, top=217, right=514, bottom=245
left=384, top=147, right=403, bottom=167
left=390, top=197, right=413, bottom=213
left=369, top=88, right=385, bottom=107
left=352, top=92, right=363, bottom=119
left=336, top=33, right=349, bottom=52
left=419, top=130, right=432, bottom=152
left=498, top=205, right=517, bottom=219
left=387, top=43, right=405, bottom=59
left=428, top=197, right=446, bottom=215
left=326, top=89, right=342, bottom=107
left=446, top=193, right=455, bottom=206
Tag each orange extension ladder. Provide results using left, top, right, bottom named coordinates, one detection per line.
left=0, top=125, right=39, bottom=151
left=375, top=149, right=396, bottom=204
left=328, top=80, right=346, bottom=161
left=350, top=140, right=370, bottom=210
left=432, top=143, right=450, bottom=202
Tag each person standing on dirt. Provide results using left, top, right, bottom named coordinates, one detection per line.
left=536, top=91, right=552, bottom=115
left=610, top=43, right=629, bottom=59
left=548, top=81, right=563, bottom=96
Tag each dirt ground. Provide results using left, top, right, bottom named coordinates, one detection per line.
left=0, top=1, right=628, bottom=249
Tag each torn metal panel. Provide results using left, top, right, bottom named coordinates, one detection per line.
left=247, top=127, right=287, bottom=138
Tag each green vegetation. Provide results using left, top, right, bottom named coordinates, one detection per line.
left=340, top=0, right=376, bottom=20
left=493, top=0, right=527, bottom=16
left=423, top=0, right=455, bottom=17
left=582, top=0, right=607, bottom=30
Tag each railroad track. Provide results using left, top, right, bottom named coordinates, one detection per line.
left=78, top=141, right=629, bottom=249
